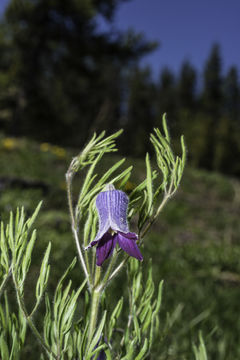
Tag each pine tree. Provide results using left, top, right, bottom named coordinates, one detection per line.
left=178, top=61, right=197, bottom=111
left=216, top=66, right=240, bottom=174
left=156, top=67, right=177, bottom=138
left=123, top=66, right=156, bottom=157
left=200, top=44, right=223, bottom=170
left=1, top=0, right=156, bottom=146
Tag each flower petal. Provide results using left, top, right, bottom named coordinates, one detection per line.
left=92, top=189, right=130, bottom=244
left=96, top=232, right=117, bottom=266
left=117, top=232, right=143, bottom=261
left=96, top=350, right=106, bottom=360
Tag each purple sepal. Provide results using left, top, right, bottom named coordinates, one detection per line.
left=117, top=232, right=143, bottom=261
left=92, top=190, right=129, bottom=244
left=96, top=232, right=117, bottom=266
left=96, top=350, right=106, bottom=360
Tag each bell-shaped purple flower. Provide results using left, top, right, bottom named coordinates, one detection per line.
left=87, top=186, right=143, bottom=266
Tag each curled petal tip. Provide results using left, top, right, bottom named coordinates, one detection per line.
left=117, top=232, right=143, bottom=261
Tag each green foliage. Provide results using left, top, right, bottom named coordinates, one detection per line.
left=0, top=118, right=215, bottom=360
left=117, top=258, right=163, bottom=359
left=3, top=123, right=240, bottom=358
left=0, top=292, right=26, bottom=360
left=193, top=333, right=208, bottom=360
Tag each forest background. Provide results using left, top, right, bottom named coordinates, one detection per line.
left=0, top=1, right=240, bottom=359
left=1, top=0, right=240, bottom=175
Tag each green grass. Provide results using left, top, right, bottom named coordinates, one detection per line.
left=0, top=136, right=240, bottom=359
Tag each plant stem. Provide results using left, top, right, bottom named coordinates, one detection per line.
left=0, top=267, right=12, bottom=299
left=66, top=171, right=91, bottom=287
left=140, top=180, right=176, bottom=240
left=87, top=266, right=102, bottom=347
left=100, top=249, right=118, bottom=290
left=107, top=255, right=129, bottom=284
left=12, top=273, right=58, bottom=360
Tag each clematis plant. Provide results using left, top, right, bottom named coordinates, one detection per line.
left=63, top=114, right=187, bottom=356
left=0, top=114, right=209, bottom=360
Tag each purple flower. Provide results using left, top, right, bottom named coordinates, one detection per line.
left=96, top=349, right=106, bottom=360
left=87, top=186, right=143, bottom=266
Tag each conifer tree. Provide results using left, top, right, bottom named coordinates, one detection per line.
left=1, top=0, right=156, bottom=146
left=178, top=61, right=197, bottom=111
left=157, top=67, right=176, bottom=117
left=200, top=44, right=223, bottom=170
left=215, top=66, right=240, bottom=174
left=123, top=66, right=156, bottom=156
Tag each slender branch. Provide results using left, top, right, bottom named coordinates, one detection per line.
left=12, top=273, right=58, bottom=360
left=107, top=255, right=130, bottom=284
left=140, top=193, right=170, bottom=240
left=87, top=266, right=102, bottom=348
left=0, top=266, right=12, bottom=299
left=66, top=171, right=91, bottom=287
left=100, top=249, right=119, bottom=291
left=140, top=178, right=176, bottom=240
left=72, top=227, right=91, bottom=285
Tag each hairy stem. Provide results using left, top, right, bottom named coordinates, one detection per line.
left=66, top=171, right=91, bottom=287
left=100, top=249, right=119, bottom=291
left=107, top=254, right=129, bottom=284
left=0, top=267, right=12, bottom=299
left=12, top=273, right=58, bottom=360
left=140, top=179, right=176, bottom=240
left=87, top=266, right=102, bottom=348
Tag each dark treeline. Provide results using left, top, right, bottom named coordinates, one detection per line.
left=125, top=46, right=240, bottom=176
left=0, top=0, right=240, bottom=176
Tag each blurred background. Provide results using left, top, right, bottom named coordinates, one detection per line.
left=0, top=0, right=240, bottom=359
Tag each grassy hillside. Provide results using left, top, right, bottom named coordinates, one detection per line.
left=0, top=135, right=240, bottom=359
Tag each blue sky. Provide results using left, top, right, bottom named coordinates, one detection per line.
left=114, top=0, right=240, bottom=78
left=1, top=0, right=239, bottom=79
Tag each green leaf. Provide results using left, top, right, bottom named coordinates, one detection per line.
left=133, top=308, right=141, bottom=343
left=135, top=338, right=148, bottom=360
left=145, top=153, right=153, bottom=216
left=1, top=222, right=9, bottom=272
left=142, top=305, right=152, bottom=333
left=0, top=335, right=10, bottom=360
left=19, top=229, right=37, bottom=284
left=26, top=201, right=43, bottom=230
left=193, top=332, right=208, bottom=360
left=86, top=311, right=107, bottom=359
left=108, top=297, right=123, bottom=340
left=162, top=113, right=170, bottom=142
left=35, top=242, right=51, bottom=303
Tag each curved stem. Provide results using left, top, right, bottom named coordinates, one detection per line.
left=66, top=171, right=91, bottom=287
left=100, top=249, right=119, bottom=291
left=107, top=255, right=129, bottom=284
left=12, top=273, right=58, bottom=360
left=140, top=179, right=176, bottom=240
left=87, top=266, right=102, bottom=348
left=140, top=193, right=170, bottom=239
left=0, top=266, right=12, bottom=299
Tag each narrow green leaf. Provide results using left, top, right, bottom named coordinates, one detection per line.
left=142, top=305, right=152, bottom=333
left=26, top=201, right=43, bottom=230
left=95, top=158, right=126, bottom=188
left=162, top=113, right=170, bottom=142
left=0, top=335, right=10, bottom=360
left=108, top=297, right=123, bottom=339
left=133, top=310, right=141, bottom=343
left=35, top=242, right=51, bottom=301
left=145, top=153, right=153, bottom=216
left=87, top=311, right=107, bottom=358
left=19, top=229, right=37, bottom=280
left=135, top=338, right=148, bottom=360
left=181, top=135, right=187, bottom=170
left=153, top=281, right=164, bottom=316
